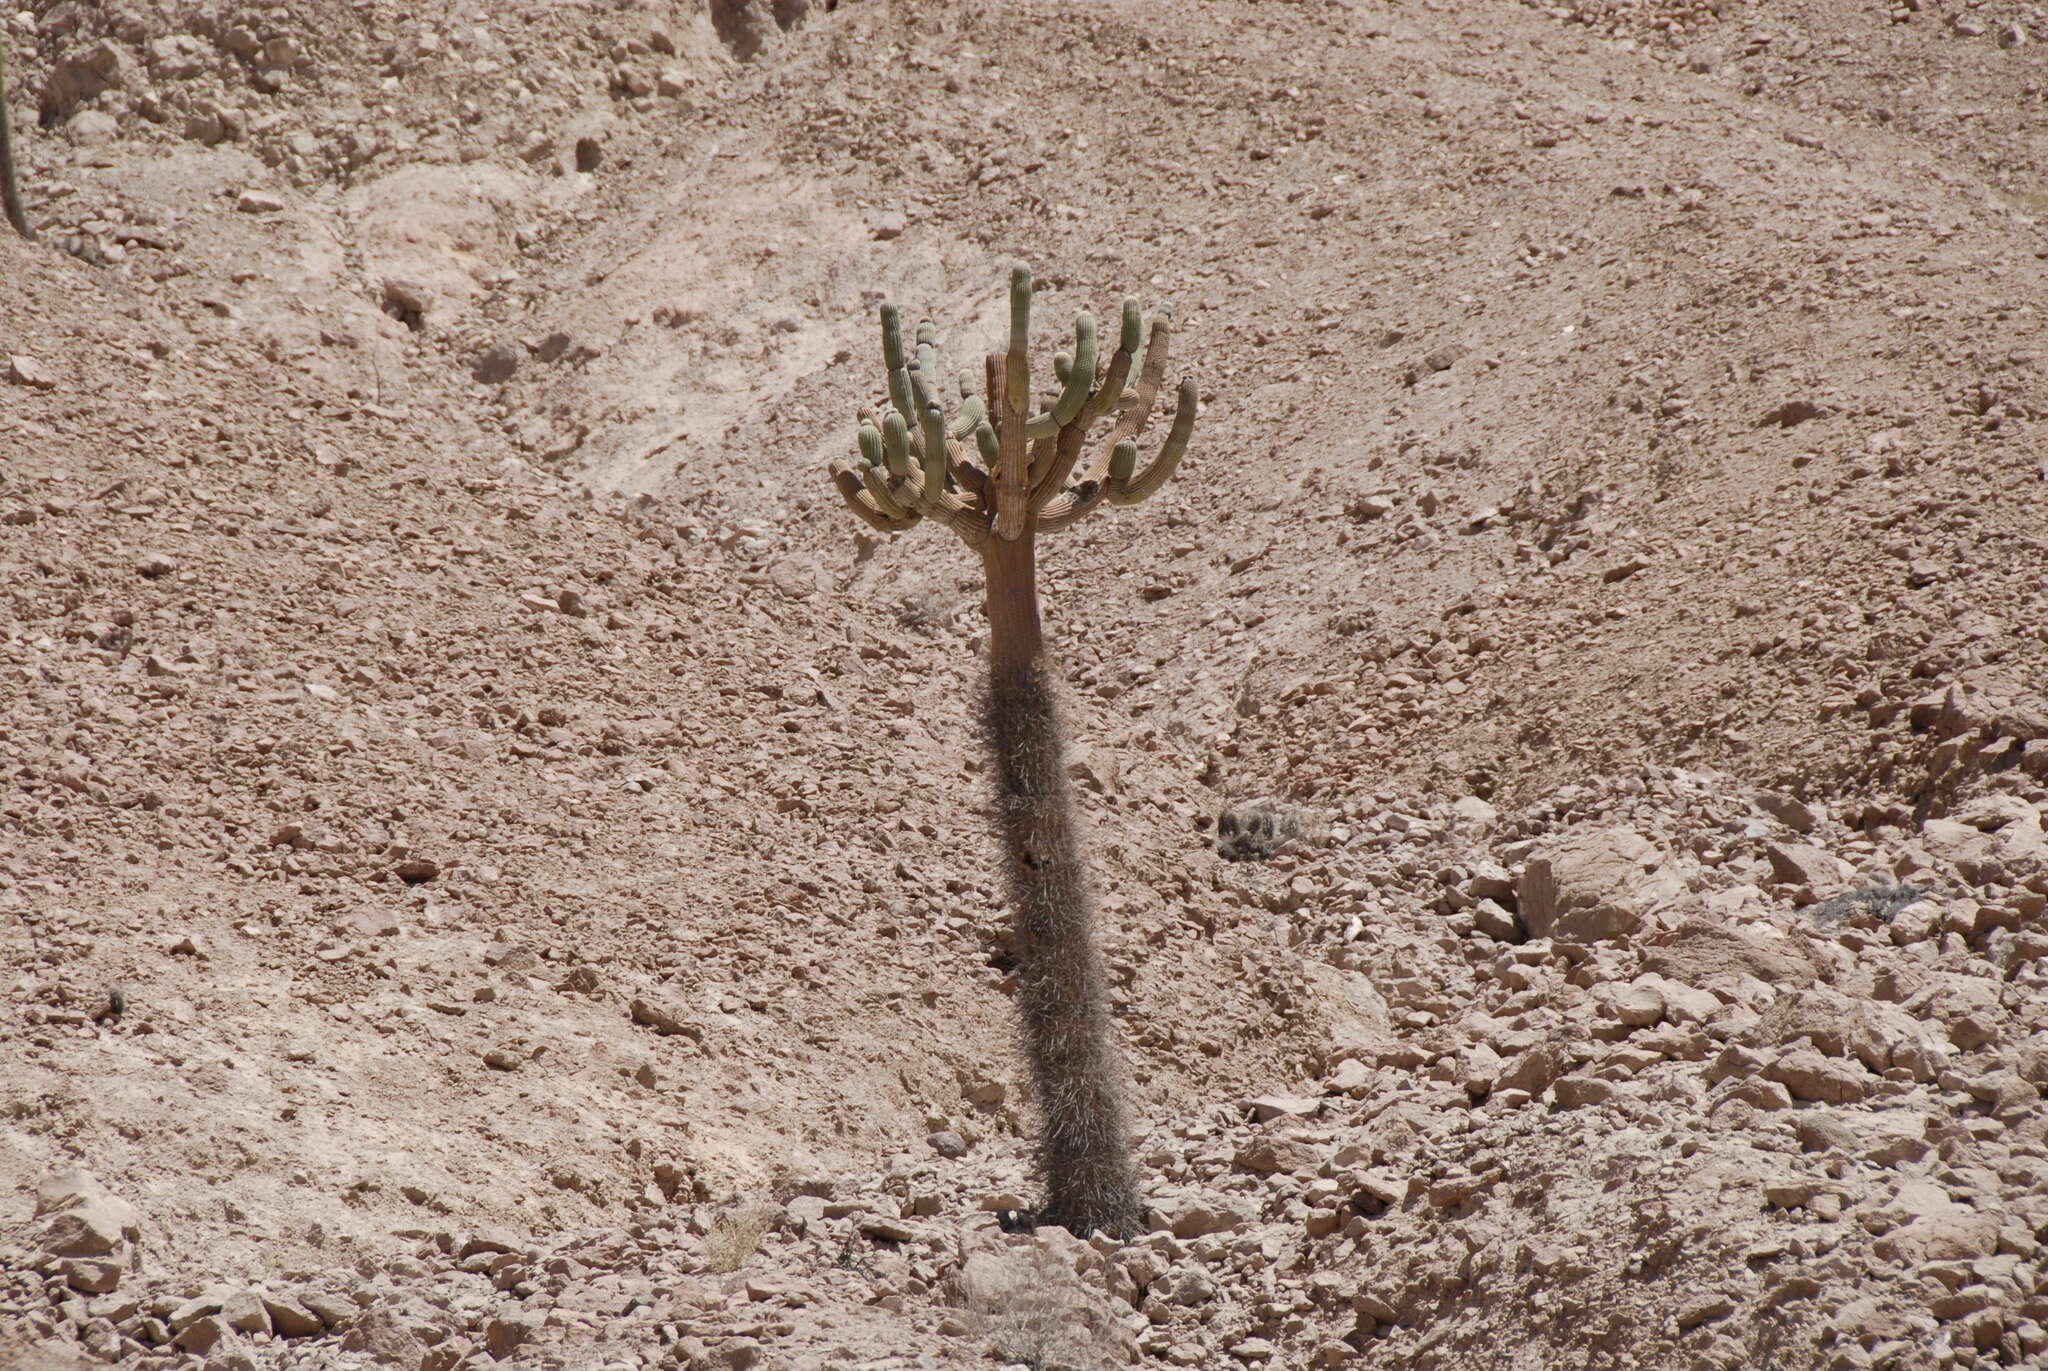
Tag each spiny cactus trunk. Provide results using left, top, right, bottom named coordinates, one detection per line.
left=983, top=535, right=1141, bottom=1237
left=0, top=43, right=34, bottom=242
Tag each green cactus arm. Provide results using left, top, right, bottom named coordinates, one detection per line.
left=1029, top=422, right=1088, bottom=511
left=831, top=458, right=918, bottom=532
left=974, top=418, right=1000, bottom=470
left=1106, top=438, right=1138, bottom=487
left=1004, top=264, right=1032, bottom=420
left=890, top=363, right=921, bottom=430
left=882, top=304, right=908, bottom=370
left=1023, top=410, right=1061, bottom=440
left=1106, top=380, right=1196, bottom=506
left=907, top=358, right=937, bottom=419
left=1077, top=300, right=1142, bottom=428
left=1050, top=313, right=1097, bottom=428
left=918, top=403, right=950, bottom=496
left=859, top=457, right=918, bottom=520
left=857, top=422, right=885, bottom=469
left=882, top=306, right=913, bottom=423
left=894, top=462, right=989, bottom=545
left=916, top=320, right=940, bottom=389
left=1106, top=316, right=1170, bottom=448
left=948, top=375, right=986, bottom=438
left=881, top=411, right=914, bottom=478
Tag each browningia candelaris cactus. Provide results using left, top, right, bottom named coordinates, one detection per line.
left=828, top=264, right=1196, bottom=1237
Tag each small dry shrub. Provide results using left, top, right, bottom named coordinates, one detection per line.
left=1216, top=799, right=1326, bottom=862
left=703, top=1201, right=775, bottom=1274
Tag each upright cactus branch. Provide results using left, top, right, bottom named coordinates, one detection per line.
left=827, top=264, right=1199, bottom=1238
left=0, top=40, right=34, bottom=242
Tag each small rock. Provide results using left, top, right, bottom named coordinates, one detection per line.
left=1756, top=791, right=1819, bottom=833
left=926, top=1130, right=967, bottom=1159
left=235, top=189, right=286, bottom=214
left=1167, top=1202, right=1246, bottom=1239
left=61, top=1259, right=122, bottom=1293
left=1765, top=1048, right=1870, bottom=1103
left=8, top=355, right=56, bottom=389
left=261, top=1295, right=324, bottom=1338
left=68, top=109, right=119, bottom=145
left=1677, top=1293, right=1734, bottom=1329
left=383, top=278, right=433, bottom=320
left=1550, top=1075, right=1618, bottom=1108
left=472, top=342, right=521, bottom=384
left=1766, top=842, right=1848, bottom=901
left=297, top=1291, right=358, bottom=1329
left=1232, top=1134, right=1318, bottom=1177
left=1470, top=897, right=1520, bottom=942
left=630, top=997, right=706, bottom=1042
left=859, top=1216, right=914, bottom=1242
left=483, top=1312, right=538, bottom=1360
left=459, top=1229, right=521, bottom=1259
left=870, top=210, right=908, bottom=241
left=219, top=1289, right=270, bottom=1335
left=1608, top=981, right=1666, bottom=1027
left=173, top=1316, right=233, bottom=1355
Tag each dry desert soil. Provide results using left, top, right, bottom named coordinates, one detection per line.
left=4, top=0, right=2048, bottom=1369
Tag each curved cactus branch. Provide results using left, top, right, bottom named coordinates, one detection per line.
left=832, top=458, right=918, bottom=532
left=1107, top=380, right=1197, bottom=506
left=1050, top=313, right=1096, bottom=428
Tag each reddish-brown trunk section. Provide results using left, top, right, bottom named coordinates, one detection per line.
left=980, top=527, right=1141, bottom=1237
left=982, top=526, right=1042, bottom=675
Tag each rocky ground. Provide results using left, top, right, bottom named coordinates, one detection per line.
left=3, top=0, right=2047, bottom=1368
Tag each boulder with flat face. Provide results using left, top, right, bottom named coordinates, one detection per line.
left=1518, top=828, right=1685, bottom=942
left=37, top=1170, right=142, bottom=1260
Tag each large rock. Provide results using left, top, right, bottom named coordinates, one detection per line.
left=1764, top=842, right=1849, bottom=902
left=1639, top=922, right=1817, bottom=990
left=1518, top=829, right=1684, bottom=942
left=1872, top=1180, right=2002, bottom=1262
left=37, top=1170, right=142, bottom=1259
left=1748, top=985, right=1941, bottom=1075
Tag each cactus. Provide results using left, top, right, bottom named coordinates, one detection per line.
left=826, top=264, right=1198, bottom=1238
left=0, top=40, right=34, bottom=242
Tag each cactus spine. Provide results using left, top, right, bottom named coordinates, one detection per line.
left=827, top=264, right=1199, bottom=1238
left=0, top=40, right=33, bottom=242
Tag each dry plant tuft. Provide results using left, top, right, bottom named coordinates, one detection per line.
left=703, top=1201, right=775, bottom=1273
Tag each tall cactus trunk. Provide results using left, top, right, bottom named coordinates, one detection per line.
left=0, top=42, right=34, bottom=242
left=982, top=529, right=1142, bottom=1238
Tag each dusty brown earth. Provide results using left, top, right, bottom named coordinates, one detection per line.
left=4, top=0, right=2048, bottom=1368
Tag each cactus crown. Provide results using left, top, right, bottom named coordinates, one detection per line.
left=829, top=264, right=1197, bottom=545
